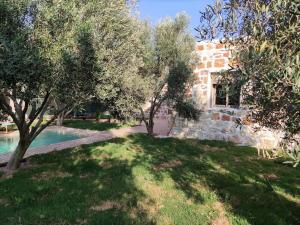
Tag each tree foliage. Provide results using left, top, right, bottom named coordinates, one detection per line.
left=93, top=6, right=148, bottom=119
left=94, top=13, right=199, bottom=135
left=197, top=0, right=300, bottom=138
left=0, top=0, right=131, bottom=169
left=139, top=13, right=200, bottom=135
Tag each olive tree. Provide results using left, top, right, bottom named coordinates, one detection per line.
left=97, top=13, right=200, bottom=135
left=0, top=0, right=121, bottom=170
left=0, top=0, right=52, bottom=170
left=138, top=13, right=200, bottom=135
left=53, top=27, right=97, bottom=126
left=93, top=3, right=149, bottom=120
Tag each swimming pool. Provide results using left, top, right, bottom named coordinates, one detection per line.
left=0, top=130, right=82, bottom=154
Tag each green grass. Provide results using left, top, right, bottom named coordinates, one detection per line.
left=0, top=135, right=299, bottom=225
left=63, top=120, right=130, bottom=131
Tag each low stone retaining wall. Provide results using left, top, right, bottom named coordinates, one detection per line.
left=170, top=108, right=284, bottom=149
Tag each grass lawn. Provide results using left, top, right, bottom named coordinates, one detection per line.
left=62, top=120, right=131, bottom=131
left=0, top=134, right=299, bottom=225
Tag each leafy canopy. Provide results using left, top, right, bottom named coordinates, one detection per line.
left=0, top=0, right=137, bottom=169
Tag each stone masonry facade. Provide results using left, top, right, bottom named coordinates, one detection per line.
left=170, top=41, right=283, bottom=149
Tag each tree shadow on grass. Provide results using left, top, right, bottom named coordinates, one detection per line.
left=1, top=134, right=299, bottom=225
left=0, top=138, right=155, bottom=225
left=129, top=134, right=300, bottom=225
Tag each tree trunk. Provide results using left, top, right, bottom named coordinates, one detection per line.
left=146, top=117, right=154, bottom=136
left=6, top=136, right=30, bottom=170
left=56, top=113, right=64, bottom=126
left=167, top=112, right=177, bottom=136
left=2, top=94, right=69, bottom=170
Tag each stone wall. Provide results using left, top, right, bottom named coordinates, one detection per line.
left=154, top=104, right=172, bottom=120
left=142, top=102, right=172, bottom=120
left=192, top=41, right=232, bottom=110
left=170, top=108, right=283, bottom=149
left=170, top=41, right=284, bottom=149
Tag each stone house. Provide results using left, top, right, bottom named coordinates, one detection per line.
left=169, top=41, right=283, bottom=149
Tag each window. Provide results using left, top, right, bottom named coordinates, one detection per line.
left=215, top=84, right=226, bottom=105
left=213, top=84, right=241, bottom=108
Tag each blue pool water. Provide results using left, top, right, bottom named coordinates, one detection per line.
left=0, top=130, right=82, bottom=154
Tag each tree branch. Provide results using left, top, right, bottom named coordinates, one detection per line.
left=139, top=107, right=148, bottom=126
left=0, top=95, right=21, bottom=129
left=30, top=105, right=69, bottom=141
left=27, top=92, right=50, bottom=128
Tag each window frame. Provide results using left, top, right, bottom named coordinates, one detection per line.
left=211, top=73, right=241, bottom=109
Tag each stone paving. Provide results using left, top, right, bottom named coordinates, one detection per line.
left=0, top=125, right=147, bottom=165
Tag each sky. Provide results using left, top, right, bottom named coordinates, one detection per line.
left=137, top=0, right=214, bottom=36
